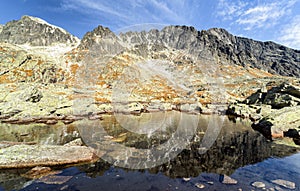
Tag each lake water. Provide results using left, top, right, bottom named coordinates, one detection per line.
left=0, top=111, right=299, bottom=191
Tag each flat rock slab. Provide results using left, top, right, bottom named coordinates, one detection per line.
left=0, top=145, right=98, bottom=169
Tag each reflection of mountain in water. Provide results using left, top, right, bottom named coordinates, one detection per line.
left=76, top=112, right=298, bottom=178
left=0, top=113, right=298, bottom=190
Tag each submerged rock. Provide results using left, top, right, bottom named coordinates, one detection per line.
left=271, top=179, right=296, bottom=190
left=251, top=181, right=266, bottom=188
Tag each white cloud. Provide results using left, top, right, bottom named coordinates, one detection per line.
left=217, top=0, right=248, bottom=20
left=278, top=15, right=300, bottom=50
left=61, top=0, right=130, bottom=20
left=217, top=0, right=297, bottom=31
left=236, top=1, right=295, bottom=30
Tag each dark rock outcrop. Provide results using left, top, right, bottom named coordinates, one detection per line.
left=0, top=15, right=79, bottom=46
left=245, top=83, right=300, bottom=109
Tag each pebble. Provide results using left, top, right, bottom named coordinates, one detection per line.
left=195, top=183, right=205, bottom=189
left=271, top=179, right=296, bottom=189
left=251, top=181, right=266, bottom=188
left=182, top=177, right=191, bottom=182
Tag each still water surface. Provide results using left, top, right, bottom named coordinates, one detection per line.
left=0, top=112, right=299, bottom=191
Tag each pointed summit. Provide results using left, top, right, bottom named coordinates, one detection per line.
left=0, top=15, right=79, bottom=46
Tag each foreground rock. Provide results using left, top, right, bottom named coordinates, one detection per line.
left=0, top=144, right=98, bottom=169
left=228, top=82, right=300, bottom=143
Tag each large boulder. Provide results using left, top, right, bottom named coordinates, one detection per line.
left=245, top=83, right=300, bottom=109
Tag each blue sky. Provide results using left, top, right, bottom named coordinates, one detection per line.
left=0, top=0, right=300, bottom=49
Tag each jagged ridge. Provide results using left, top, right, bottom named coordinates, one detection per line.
left=79, top=25, right=300, bottom=78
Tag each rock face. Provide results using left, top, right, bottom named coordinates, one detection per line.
left=77, top=25, right=300, bottom=78
left=78, top=26, right=300, bottom=78
left=78, top=25, right=119, bottom=50
left=0, top=15, right=79, bottom=46
left=201, top=28, right=300, bottom=78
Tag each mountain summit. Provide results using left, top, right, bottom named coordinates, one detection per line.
left=0, top=15, right=79, bottom=46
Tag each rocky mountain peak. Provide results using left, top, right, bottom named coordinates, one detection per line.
left=0, top=15, right=79, bottom=46
left=78, top=25, right=117, bottom=50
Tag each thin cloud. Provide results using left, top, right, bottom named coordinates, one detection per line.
left=61, top=0, right=189, bottom=30
left=61, top=0, right=130, bottom=20
left=217, top=0, right=248, bottom=20
left=236, top=1, right=296, bottom=30
left=217, top=0, right=297, bottom=31
left=278, top=15, right=300, bottom=50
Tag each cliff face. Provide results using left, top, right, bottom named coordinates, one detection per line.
left=201, top=28, right=300, bottom=78
left=0, top=16, right=79, bottom=46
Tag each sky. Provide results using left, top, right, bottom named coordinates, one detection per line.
left=0, top=0, right=300, bottom=49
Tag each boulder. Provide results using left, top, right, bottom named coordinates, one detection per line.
left=0, top=145, right=98, bottom=169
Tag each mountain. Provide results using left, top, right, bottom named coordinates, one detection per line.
left=78, top=25, right=300, bottom=78
left=0, top=15, right=79, bottom=46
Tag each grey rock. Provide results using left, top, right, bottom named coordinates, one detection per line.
left=195, top=183, right=205, bottom=189
left=0, top=145, right=98, bottom=169
left=245, top=83, right=300, bottom=109
left=64, top=138, right=83, bottom=146
left=0, top=24, right=3, bottom=33
left=0, top=15, right=79, bottom=46
left=251, top=181, right=266, bottom=188
left=219, top=174, right=238, bottom=185
left=271, top=179, right=296, bottom=189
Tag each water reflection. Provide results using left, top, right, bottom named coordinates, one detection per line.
left=0, top=122, right=80, bottom=145
left=0, top=112, right=299, bottom=191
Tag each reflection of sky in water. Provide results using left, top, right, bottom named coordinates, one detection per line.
left=0, top=113, right=299, bottom=191
left=14, top=152, right=300, bottom=191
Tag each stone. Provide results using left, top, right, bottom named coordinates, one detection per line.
left=22, top=166, right=55, bottom=179
left=45, top=119, right=58, bottom=125
left=37, top=175, right=73, bottom=185
left=0, top=145, right=98, bottom=169
left=182, top=177, right=191, bottom=182
left=195, top=183, right=205, bottom=189
left=64, top=138, right=83, bottom=146
left=271, top=179, right=296, bottom=189
left=219, top=174, right=238, bottom=185
left=251, top=181, right=266, bottom=188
